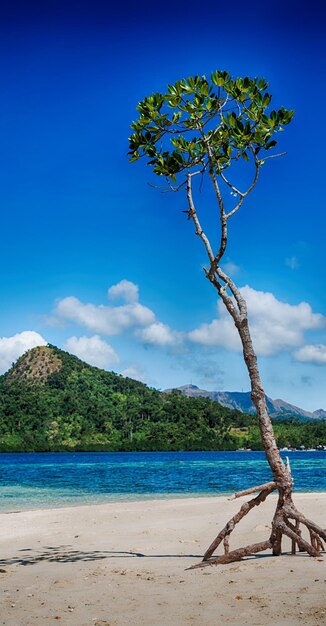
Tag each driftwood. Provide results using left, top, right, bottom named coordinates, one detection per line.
left=188, top=477, right=325, bottom=570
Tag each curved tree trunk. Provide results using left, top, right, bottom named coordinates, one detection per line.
left=189, top=314, right=326, bottom=570
left=130, top=68, right=324, bottom=569
left=184, top=165, right=325, bottom=569
left=130, top=70, right=323, bottom=570
left=237, top=316, right=287, bottom=485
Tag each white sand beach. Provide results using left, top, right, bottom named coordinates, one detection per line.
left=0, top=493, right=325, bottom=625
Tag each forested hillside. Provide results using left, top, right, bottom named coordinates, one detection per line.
left=0, top=345, right=325, bottom=452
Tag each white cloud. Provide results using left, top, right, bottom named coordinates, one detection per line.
left=189, top=316, right=240, bottom=351
left=285, top=255, right=299, bottom=270
left=121, top=365, right=147, bottom=383
left=222, top=260, right=240, bottom=276
left=52, top=280, right=182, bottom=351
left=108, top=279, right=139, bottom=303
left=241, top=286, right=324, bottom=355
left=55, top=294, right=155, bottom=336
left=0, top=331, right=47, bottom=373
left=294, top=344, right=326, bottom=365
left=189, top=285, right=325, bottom=356
left=136, top=322, right=181, bottom=346
left=65, top=335, right=119, bottom=369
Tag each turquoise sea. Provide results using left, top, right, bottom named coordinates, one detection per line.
left=0, top=450, right=325, bottom=511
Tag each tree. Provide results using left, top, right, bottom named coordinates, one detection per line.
left=129, top=70, right=325, bottom=567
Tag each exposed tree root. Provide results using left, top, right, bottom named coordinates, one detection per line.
left=188, top=483, right=326, bottom=570
left=201, top=484, right=276, bottom=562
left=188, top=540, right=272, bottom=569
left=230, top=481, right=277, bottom=500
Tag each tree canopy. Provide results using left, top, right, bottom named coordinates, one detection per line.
left=129, top=70, right=294, bottom=185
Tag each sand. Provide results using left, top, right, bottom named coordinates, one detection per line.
left=0, top=493, right=325, bottom=625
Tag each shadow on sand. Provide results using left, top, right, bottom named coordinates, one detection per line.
left=1, top=545, right=314, bottom=568
left=0, top=545, right=203, bottom=566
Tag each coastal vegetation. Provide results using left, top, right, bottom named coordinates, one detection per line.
left=0, top=345, right=325, bottom=453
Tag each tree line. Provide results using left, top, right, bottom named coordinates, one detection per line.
left=0, top=346, right=325, bottom=452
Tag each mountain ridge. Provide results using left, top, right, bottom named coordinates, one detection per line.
left=1, top=346, right=325, bottom=452
left=165, top=384, right=325, bottom=421
left=5, top=347, right=324, bottom=422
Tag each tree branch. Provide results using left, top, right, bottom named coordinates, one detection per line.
left=259, top=151, right=287, bottom=163
left=148, top=180, right=187, bottom=193
left=223, top=150, right=260, bottom=220
left=219, top=171, right=244, bottom=198
left=202, top=485, right=275, bottom=562
left=206, top=271, right=241, bottom=323
left=186, top=173, right=214, bottom=264
left=230, top=481, right=277, bottom=500
left=214, top=266, right=247, bottom=319
left=188, top=540, right=272, bottom=570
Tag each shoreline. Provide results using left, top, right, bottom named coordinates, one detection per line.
left=1, top=493, right=325, bottom=625
left=2, top=449, right=325, bottom=515
left=1, top=489, right=326, bottom=515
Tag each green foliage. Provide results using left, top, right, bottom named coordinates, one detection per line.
left=0, top=346, right=245, bottom=452
left=0, top=346, right=324, bottom=452
left=129, top=70, right=294, bottom=182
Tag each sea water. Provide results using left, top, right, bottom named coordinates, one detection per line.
left=0, top=450, right=325, bottom=511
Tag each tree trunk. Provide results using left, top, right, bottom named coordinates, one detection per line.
left=182, top=160, right=325, bottom=569
left=189, top=313, right=326, bottom=570
left=236, top=316, right=288, bottom=485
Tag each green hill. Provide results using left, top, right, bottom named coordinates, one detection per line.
left=0, top=345, right=325, bottom=452
left=0, top=345, right=249, bottom=452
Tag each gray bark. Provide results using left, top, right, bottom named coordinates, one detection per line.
left=185, top=169, right=325, bottom=568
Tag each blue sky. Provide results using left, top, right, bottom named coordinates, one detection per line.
left=1, top=0, right=325, bottom=411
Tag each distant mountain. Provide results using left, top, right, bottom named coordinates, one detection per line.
left=165, top=385, right=324, bottom=421
left=313, top=408, right=326, bottom=419
left=1, top=347, right=325, bottom=453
